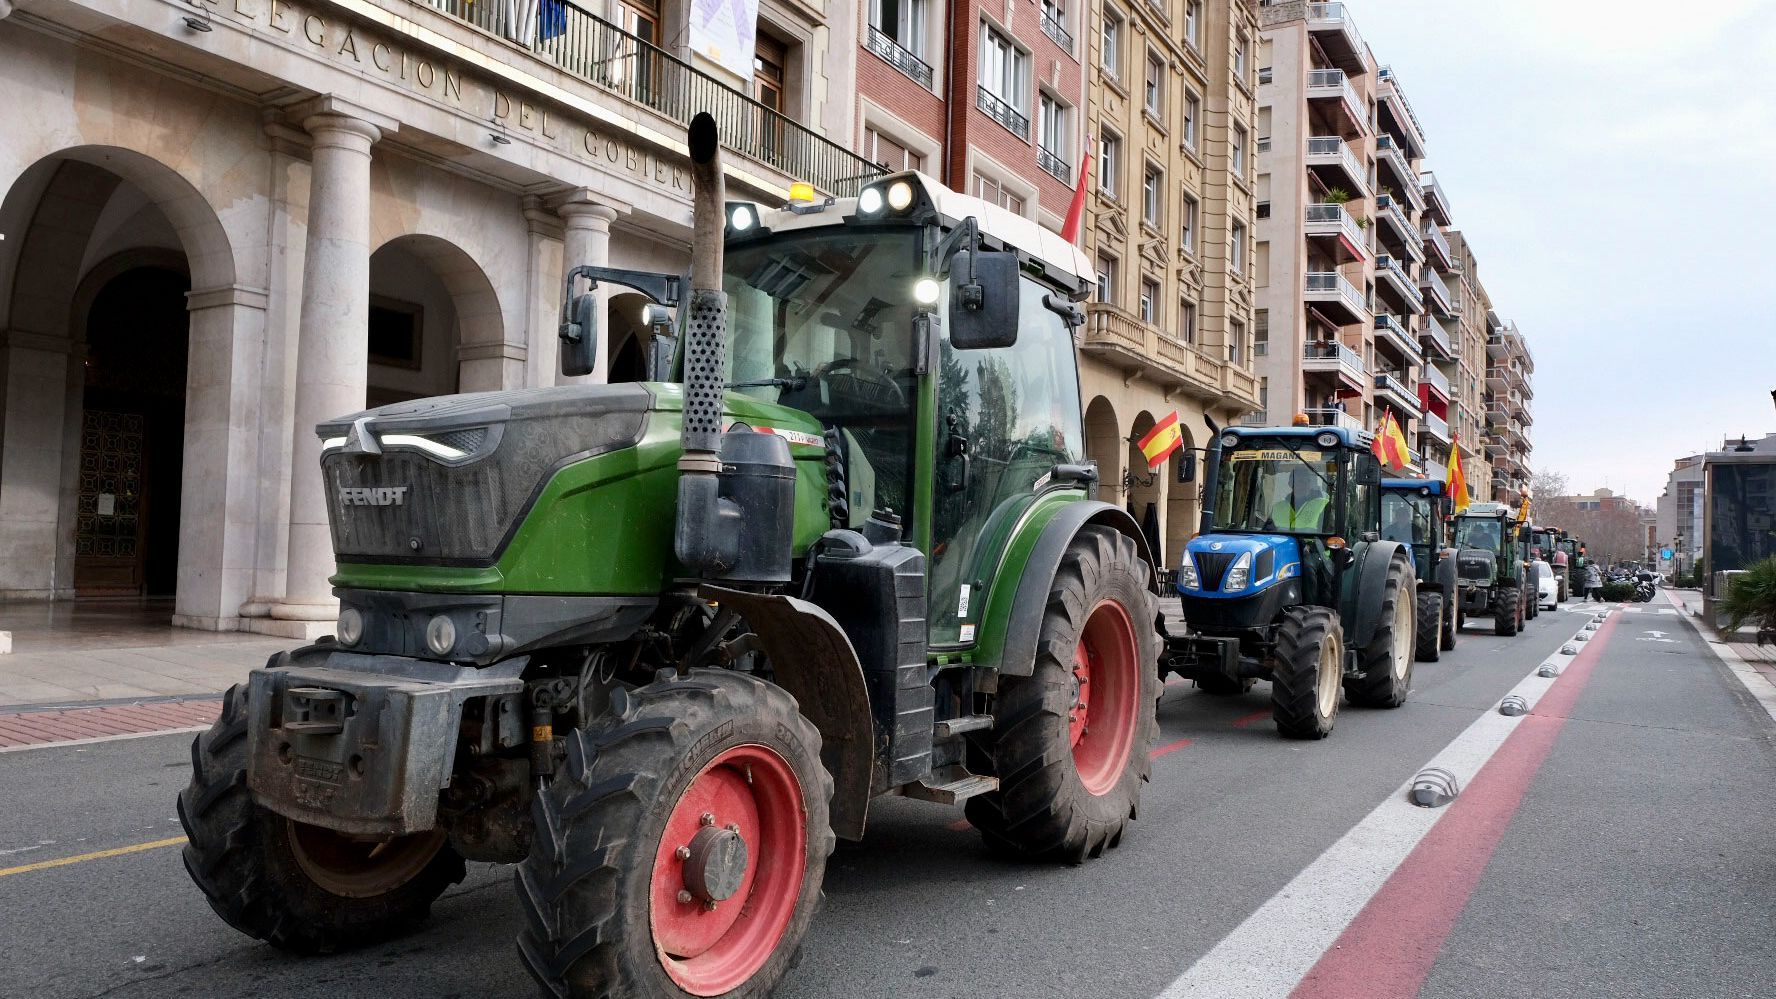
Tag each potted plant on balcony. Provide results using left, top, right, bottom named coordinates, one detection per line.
left=1325, top=187, right=1352, bottom=206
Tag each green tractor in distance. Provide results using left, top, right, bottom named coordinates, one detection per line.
left=178, top=116, right=1163, bottom=998
left=1381, top=477, right=1460, bottom=662
left=1163, top=422, right=1418, bottom=739
left=1452, top=501, right=1531, bottom=635
left=1559, top=535, right=1586, bottom=582
left=1531, top=525, right=1569, bottom=602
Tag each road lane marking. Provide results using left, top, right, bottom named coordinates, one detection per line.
left=1154, top=617, right=1607, bottom=999
left=1150, top=737, right=1193, bottom=759
left=1229, top=710, right=1270, bottom=728
left=0, top=836, right=187, bottom=879
left=1288, top=614, right=1619, bottom=998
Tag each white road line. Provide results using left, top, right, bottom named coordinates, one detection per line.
left=0, top=726, right=207, bottom=755
left=1154, top=621, right=1599, bottom=999
left=1664, top=593, right=1776, bottom=727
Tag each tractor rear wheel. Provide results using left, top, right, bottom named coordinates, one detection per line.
left=1414, top=591, right=1443, bottom=663
left=1196, top=674, right=1256, bottom=697
left=1494, top=585, right=1520, bottom=636
left=1441, top=596, right=1459, bottom=651
left=1525, top=584, right=1539, bottom=620
left=1269, top=605, right=1343, bottom=739
left=178, top=685, right=465, bottom=953
left=966, top=526, right=1160, bottom=864
left=1346, top=555, right=1416, bottom=708
left=516, top=669, right=831, bottom=999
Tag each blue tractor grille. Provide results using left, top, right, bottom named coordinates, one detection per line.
left=1255, top=550, right=1276, bottom=581
left=1194, top=551, right=1238, bottom=591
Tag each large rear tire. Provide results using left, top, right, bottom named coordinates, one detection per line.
left=1346, top=554, right=1416, bottom=708
left=1270, top=605, right=1343, bottom=739
left=1525, top=583, right=1539, bottom=620
left=966, top=526, right=1161, bottom=863
left=1414, top=591, right=1443, bottom=663
left=1494, top=585, right=1520, bottom=636
left=1440, top=595, right=1458, bottom=651
left=178, top=685, right=465, bottom=954
left=516, top=669, right=832, bottom=999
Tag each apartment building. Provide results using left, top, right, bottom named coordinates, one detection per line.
left=1483, top=316, right=1535, bottom=501
left=1076, top=0, right=1263, bottom=564
left=0, top=0, right=873, bottom=629
left=1444, top=228, right=1494, bottom=495
left=857, top=0, right=1084, bottom=229
left=1656, top=454, right=1707, bottom=570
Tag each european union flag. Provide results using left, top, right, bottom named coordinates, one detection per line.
left=539, top=0, right=568, bottom=41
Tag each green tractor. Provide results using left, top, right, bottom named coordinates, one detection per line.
left=1452, top=501, right=1531, bottom=635
left=178, top=117, right=1163, bottom=997
left=1381, top=477, right=1460, bottom=662
left=1162, top=422, right=1418, bottom=739
left=1530, top=524, right=1569, bottom=602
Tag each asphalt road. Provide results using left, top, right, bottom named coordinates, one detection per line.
left=2, top=596, right=1772, bottom=999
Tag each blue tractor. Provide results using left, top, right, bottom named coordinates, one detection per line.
left=1381, top=477, right=1460, bottom=662
left=1162, top=421, right=1418, bottom=739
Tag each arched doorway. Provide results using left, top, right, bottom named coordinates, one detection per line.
left=1166, top=423, right=1200, bottom=565
left=73, top=264, right=191, bottom=595
left=1084, top=395, right=1121, bottom=506
left=1126, top=411, right=1165, bottom=565
left=366, top=234, right=505, bottom=404
left=606, top=291, right=654, bottom=383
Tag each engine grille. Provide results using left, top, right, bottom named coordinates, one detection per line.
left=1193, top=551, right=1237, bottom=591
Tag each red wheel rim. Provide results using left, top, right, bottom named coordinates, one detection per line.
left=649, top=744, right=806, bottom=996
left=1069, top=599, right=1140, bottom=796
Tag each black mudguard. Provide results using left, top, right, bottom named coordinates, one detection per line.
left=699, top=585, right=874, bottom=841
left=1342, top=539, right=1409, bottom=651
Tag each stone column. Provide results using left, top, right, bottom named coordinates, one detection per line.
left=268, top=106, right=391, bottom=630
left=553, top=194, right=621, bottom=385
left=0, top=331, right=74, bottom=599
left=520, top=196, right=564, bottom=388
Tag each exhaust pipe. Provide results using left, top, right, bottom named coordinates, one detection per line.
left=1198, top=416, right=1222, bottom=536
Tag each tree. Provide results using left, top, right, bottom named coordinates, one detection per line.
left=1529, top=468, right=1568, bottom=511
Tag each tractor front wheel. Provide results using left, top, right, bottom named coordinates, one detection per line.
left=178, top=685, right=465, bottom=953
left=1441, top=598, right=1459, bottom=651
left=1270, top=605, right=1343, bottom=739
left=1414, top=590, right=1443, bottom=663
left=516, top=669, right=832, bottom=999
left=1346, top=555, right=1417, bottom=708
left=1494, top=586, right=1520, bottom=636
left=966, top=526, right=1160, bottom=863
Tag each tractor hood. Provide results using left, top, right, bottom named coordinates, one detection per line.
left=317, top=384, right=654, bottom=566
left=1456, top=548, right=1496, bottom=582
left=1177, top=534, right=1301, bottom=599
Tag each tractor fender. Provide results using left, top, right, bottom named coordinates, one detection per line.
left=990, top=500, right=1156, bottom=678
left=698, top=585, right=873, bottom=841
left=1345, top=539, right=1410, bottom=651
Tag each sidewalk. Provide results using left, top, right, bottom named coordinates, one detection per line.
left=0, top=600, right=298, bottom=709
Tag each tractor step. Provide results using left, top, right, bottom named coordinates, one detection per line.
left=901, top=765, right=998, bottom=804
left=932, top=715, right=994, bottom=738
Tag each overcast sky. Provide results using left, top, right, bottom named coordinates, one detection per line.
left=1349, top=0, right=1776, bottom=505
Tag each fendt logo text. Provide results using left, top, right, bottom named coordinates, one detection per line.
left=338, top=486, right=409, bottom=507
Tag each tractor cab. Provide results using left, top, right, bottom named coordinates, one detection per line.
left=1452, top=501, right=1532, bottom=635
left=1381, top=477, right=1460, bottom=659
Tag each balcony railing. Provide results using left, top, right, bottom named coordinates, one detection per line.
left=1375, top=371, right=1421, bottom=414
left=1422, top=364, right=1451, bottom=397
left=1420, top=266, right=1453, bottom=315
left=1377, top=65, right=1427, bottom=148
left=1374, top=255, right=1425, bottom=313
left=1374, top=136, right=1420, bottom=205
left=1305, top=69, right=1367, bottom=132
left=1304, top=203, right=1367, bottom=254
left=433, top=1, right=884, bottom=196
left=1304, top=408, right=1364, bottom=433
left=1083, top=303, right=1230, bottom=401
left=1040, top=10, right=1075, bottom=52
left=1037, top=145, right=1071, bottom=183
left=1304, top=136, right=1369, bottom=195
left=1421, top=172, right=1454, bottom=226
left=1303, top=340, right=1366, bottom=385
left=866, top=25, right=935, bottom=90
left=1304, top=3, right=1366, bottom=73
left=1420, top=313, right=1455, bottom=359
left=1420, top=410, right=1450, bottom=443
left=1239, top=410, right=1272, bottom=427
left=1374, top=314, right=1421, bottom=360
left=1373, top=194, right=1423, bottom=257
left=1305, top=271, right=1368, bottom=318
left=1421, top=223, right=1453, bottom=269
left=977, top=86, right=1030, bottom=140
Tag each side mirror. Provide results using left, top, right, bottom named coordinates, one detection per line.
left=1176, top=451, right=1196, bottom=483
left=559, top=292, right=600, bottom=377
left=1354, top=454, right=1382, bottom=486
left=948, top=249, right=1019, bottom=350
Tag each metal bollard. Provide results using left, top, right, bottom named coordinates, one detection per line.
left=1500, top=694, right=1530, bottom=716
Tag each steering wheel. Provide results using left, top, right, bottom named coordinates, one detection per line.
left=818, top=357, right=908, bottom=409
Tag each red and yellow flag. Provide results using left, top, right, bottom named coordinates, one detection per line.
left=1138, top=411, right=1184, bottom=470
left=1371, top=409, right=1410, bottom=471
left=1447, top=436, right=1470, bottom=513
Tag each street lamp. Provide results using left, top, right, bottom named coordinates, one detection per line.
left=1674, top=532, right=1683, bottom=586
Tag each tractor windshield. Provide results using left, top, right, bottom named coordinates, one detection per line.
left=723, top=230, right=921, bottom=527
left=1454, top=516, right=1503, bottom=552
left=1382, top=492, right=1435, bottom=547
left=1213, top=440, right=1344, bottom=535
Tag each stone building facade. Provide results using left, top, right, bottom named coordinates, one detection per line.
left=0, top=0, right=873, bottom=635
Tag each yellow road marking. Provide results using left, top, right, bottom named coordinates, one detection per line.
left=0, top=835, right=186, bottom=879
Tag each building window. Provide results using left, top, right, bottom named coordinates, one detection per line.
left=864, top=126, right=924, bottom=172
left=979, top=24, right=1032, bottom=137
left=974, top=173, right=1026, bottom=215
left=616, top=0, right=660, bottom=44
left=1142, top=165, right=1163, bottom=226
left=1102, top=8, right=1123, bottom=81
left=1096, top=253, right=1118, bottom=304
left=867, top=0, right=933, bottom=86
left=1185, top=1, right=1201, bottom=49
left=1230, top=221, right=1246, bottom=273
left=1144, top=52, right=1164, bottom=115
left=1098, top=127, right=1122, bottom=197
left=1231, top=125, right=1246, bottom=175
left=1234, top=34, right=1250, bottom=82
left=1254, top=308, right=1269, bottom=356
left=1140, top=278, right=1159, bottom=323
left=1230, top=318, right=1246, bottom=363
left=754, top=33, right=786, bottom=113
left=1259, top=66, right=1273, bottom=85
left=1183, top=91, right=1200, bottom=150
left=1179, top=299, right=1197, bottom=344
left=1259, top=376, right=1269, bottom=412
left=1256, top=200, right=1271, bottom=220
left=1180, top=194, right=1197, bottom=252
left=1038, top=92, right=1071, bottom=180
left=1041, top=0, right=1072, bottom=52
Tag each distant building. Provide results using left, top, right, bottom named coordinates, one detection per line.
left=1701, top=432, right=1776, bottom=612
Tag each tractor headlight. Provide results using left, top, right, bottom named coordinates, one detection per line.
left=1223, top=552, right=1254, bottom=592
left=857, top=186, right=885, bottom=215
left=886, top=180, right=915, bottom=211
left=336, top=607, right=363, bottom=647
left=729, top=204, right=755, bottom=232
left=1177, top=558, right=1200, bottom=590
left=425, top=614, right=457, bottom=658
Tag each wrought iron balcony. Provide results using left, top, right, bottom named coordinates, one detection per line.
left=866, top=26, right=935, bottom=90
left=432, top=0, right=884, bottom=195
left=1041, top=10, right=1075, bottom=52
left=1038, top=145, right=1071, bottom=183
left=977, top=86, right=1030, bottom=140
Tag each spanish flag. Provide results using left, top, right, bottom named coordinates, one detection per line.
left=1371, top=409, right=1410, bottom=471
left=1138, top=411, right=1184, bottom=470
left=1447, top=437, right=1470, bottom=513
